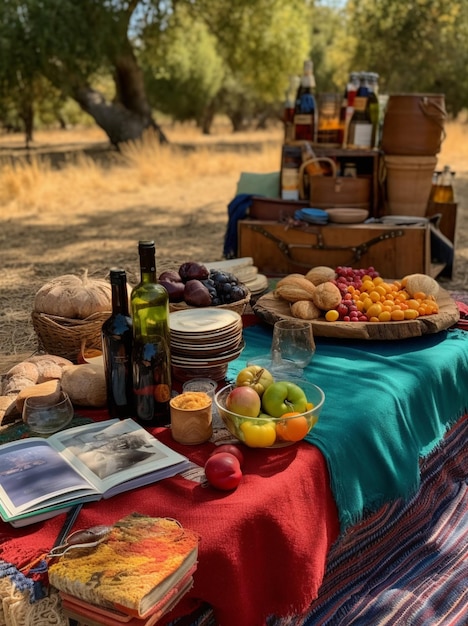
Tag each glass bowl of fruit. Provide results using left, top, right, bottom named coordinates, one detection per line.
left=214, top=379, right=325, bottom=448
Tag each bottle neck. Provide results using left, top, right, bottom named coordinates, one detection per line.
left=138, top=245, right=157, bottom=284
left=110, top=272, right=130, bottom=316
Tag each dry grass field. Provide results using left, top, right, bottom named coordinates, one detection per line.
left=0, top=118, right=467, bottom=364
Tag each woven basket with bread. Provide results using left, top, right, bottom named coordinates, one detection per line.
left=31, top=270, right=111, bottom=362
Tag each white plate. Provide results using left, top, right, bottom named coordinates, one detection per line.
left=169, top=308, right=241, bottom=333
left=171, top=336, right=243, bottom=357
left=171, top=341, right=245, bottom=366
left=381, top=215, right=429, bottom=225
left=245, top=274, right=269, bottom=294
left=170, top=323, right=242, bottom=343
left=171, top=331, right=243, bottom=350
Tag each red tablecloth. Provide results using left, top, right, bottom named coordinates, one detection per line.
left=0, top=423, right=339, bottom=626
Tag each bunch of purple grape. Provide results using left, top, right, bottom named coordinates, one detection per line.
left=202, top=270, right=249, bottom=306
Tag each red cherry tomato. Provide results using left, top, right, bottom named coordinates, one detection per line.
left=204, top=453, right=242, bottom=491
left=210, top=444, right=244, bottom=468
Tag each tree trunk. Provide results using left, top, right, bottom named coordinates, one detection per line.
left=73, top=45, right=167, bottom=146
left=19, top=97, right=34, bottom=147
left=199, top=101, right=217, bottom=135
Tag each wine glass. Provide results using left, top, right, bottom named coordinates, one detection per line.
left=271, top=320, right=316, bottom=370
left=23, top=392, right=74, bottom=435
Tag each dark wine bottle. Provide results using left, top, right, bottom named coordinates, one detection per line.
left=130, top=241, right=172, bottom=427
left=101, top=269, right=134, bottom=420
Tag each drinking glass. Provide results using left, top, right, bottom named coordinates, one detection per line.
left=271, top=320, right=316, bottom=369
left=23, top=392, right=74, bottom=435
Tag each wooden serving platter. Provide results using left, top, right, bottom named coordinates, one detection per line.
left=252, top=286, right=460, bottom=340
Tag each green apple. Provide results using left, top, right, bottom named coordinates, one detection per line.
left=235, top=365, right=274, bottom=396
left=261, top=381, right=308, bottom=418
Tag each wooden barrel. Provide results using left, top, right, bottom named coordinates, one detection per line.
left=384, top=155, right=437, bottom=216
left=381, top=94, right=446, bottom=156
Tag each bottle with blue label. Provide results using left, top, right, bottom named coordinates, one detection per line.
left=102, top=269, right=133, bottom=420
left=294, top=60, right=317, bottom=142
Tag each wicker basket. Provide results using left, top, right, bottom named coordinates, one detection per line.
left=31, top=310, right=110, bottom=362
left=169, top=293, right=251, bottom=316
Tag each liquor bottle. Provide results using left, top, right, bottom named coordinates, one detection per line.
left=340, top=72, right=360, bottom=147
left=293, top=60, right=317, bottom=142
left=433, top=165, right=455, bottom=203
left=102, top=269, right=133, bottom=420
left=429, top=170, right=441, bottom=203
left=347, top=72, right=373, bottom=149
left=367, top=72, right=380, bottom=148
left=130, top=241, right=172, bottom=427
left=283, top=75, right=299, bottom=142
left=301, top=141, right=323, bottom=176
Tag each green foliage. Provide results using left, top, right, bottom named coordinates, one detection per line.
left=346, top=0, right=468, bottom=115
left=140, top=0, right=312, bottom=129
left=310, top=2, right=353, bottom=93
left=140, top=7, right=224, bottom=123
left=3, top=0, right=466, bottom=140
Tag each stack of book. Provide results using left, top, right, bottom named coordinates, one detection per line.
left=49, top=513, right=199, bottom=626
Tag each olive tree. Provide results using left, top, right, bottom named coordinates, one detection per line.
left=345, top=0, right=468, bottom=115
left=0, top=0, right=314, bottom=143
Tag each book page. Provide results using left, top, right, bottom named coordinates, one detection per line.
left=0, top=439, right=97, bottom=517
left=50, top=419, right=189, bottom=496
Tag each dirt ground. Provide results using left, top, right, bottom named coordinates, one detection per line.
left=0, top=126, right=466, bottom=369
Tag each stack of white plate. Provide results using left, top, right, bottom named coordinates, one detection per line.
left=170, top=308, right=244, bottom=382
left=206, top=257, right=269, bottom=296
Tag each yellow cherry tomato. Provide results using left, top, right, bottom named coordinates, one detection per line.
left=325, top=309, right=340, bottom=322
left=366, top=303, right=383, bottom=318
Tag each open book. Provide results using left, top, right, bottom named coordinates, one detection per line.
left=0, top=419, right=190, bottom=526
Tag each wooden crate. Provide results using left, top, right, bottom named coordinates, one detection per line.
left=238, top=219, right=430, bottom=277
left=282, top=143, right=382, bottom=216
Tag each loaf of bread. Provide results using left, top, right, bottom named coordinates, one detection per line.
left=61, top=363, right=106, bottom=407
left=3, top=354, right=73, bottom=396
left=16, top=379, right=62, bottom=414
left=2, top=354, right=74, bottom=423
left=0, top=396, right=17, bottom=425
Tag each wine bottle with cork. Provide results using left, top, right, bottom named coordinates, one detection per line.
left=102, top=268, right=134, bottom=420
left=293, top=59, right=317, bottom=142
left=130, top=241, right=172, bottom=427
left=347, top=72, right=373, bottom=149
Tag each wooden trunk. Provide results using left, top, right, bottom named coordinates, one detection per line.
left=238, top=219, right=431, bottom=277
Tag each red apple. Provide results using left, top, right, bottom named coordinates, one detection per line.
left=204, top=453, right=242, bottom=491
left=210, top=444, right=245, bottom=468
left=225, top=386, right=261, bottom=418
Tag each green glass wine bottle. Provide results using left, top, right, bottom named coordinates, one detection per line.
left=130, top=241, right=172, bottom=427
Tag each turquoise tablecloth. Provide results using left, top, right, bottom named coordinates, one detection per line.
left=227, top=325, right=468, bottom=532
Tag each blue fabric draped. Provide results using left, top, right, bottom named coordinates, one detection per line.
left=223, top=194, right=255, bottom=259
left=227, top=325, right=468, bottom=532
